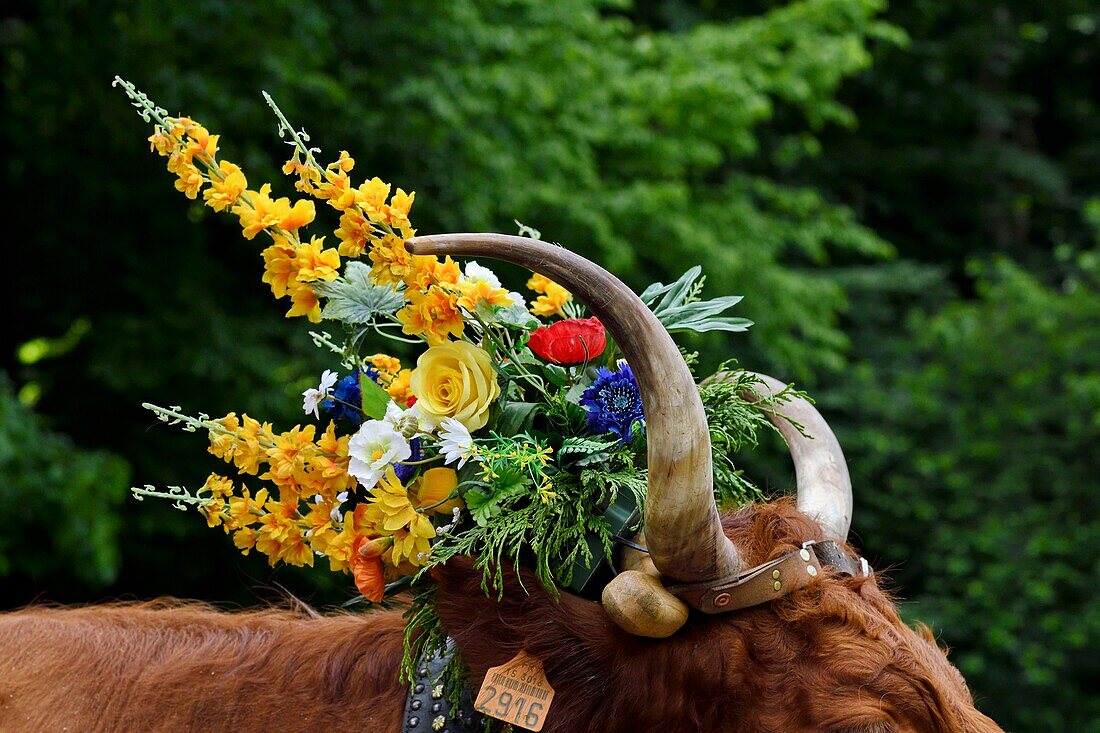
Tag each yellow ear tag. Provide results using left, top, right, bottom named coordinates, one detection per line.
left=474, top=650, right=556, bottom=731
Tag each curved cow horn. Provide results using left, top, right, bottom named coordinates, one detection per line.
left=405, top=234, right=743, bottom=590
left=739, top=372, right=852, bottom=539
left=703, top=370, right=852, bottom=539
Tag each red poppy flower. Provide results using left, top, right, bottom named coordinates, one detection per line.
left=527, top=317, right=607, bottom=366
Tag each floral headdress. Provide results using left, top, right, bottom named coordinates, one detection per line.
left=114, top=77, right=797, bottom=687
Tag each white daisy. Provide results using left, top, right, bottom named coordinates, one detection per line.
left=302, top=369, right=339, bottom=418
left=437, top=417, right=478, bottom=469
left=347, top=419, right=412, bottom=488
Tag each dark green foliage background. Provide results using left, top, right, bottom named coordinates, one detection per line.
left=2, top=1, right=1097, bottom=729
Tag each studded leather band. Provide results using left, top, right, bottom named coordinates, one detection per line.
left=664, top=540, right=870, bottom=614
left=403, top=642, right=485, bottom=733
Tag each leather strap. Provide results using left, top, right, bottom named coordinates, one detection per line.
left=664, top=540, right=870, bottom=614
left=403, top=641, right=485, bottom=733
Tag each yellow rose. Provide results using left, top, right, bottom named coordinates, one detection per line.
left=410, top=341, right=500, bottom=431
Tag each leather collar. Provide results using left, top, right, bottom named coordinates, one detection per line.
left=665, top=540, right=871, bottom=614
left=403, top=641, right=485, bottom=733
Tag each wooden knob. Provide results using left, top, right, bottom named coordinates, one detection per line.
left=602, top=570, right=690, bottom=638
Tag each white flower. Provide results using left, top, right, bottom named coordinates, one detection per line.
left=505, top=291, right=526, bottom=308
left=437, top=417, right=478, bottom=469
left=383, top=400, right=405, bottom=427
left=461, top=261, right=502, bottom=289
left=407, top=402, right=441, bottom=433
left=302, top=369, right=339, bottom=418
left=383, top=400, right=437, bottom=437
left=347, top=419, right=412, bottom=488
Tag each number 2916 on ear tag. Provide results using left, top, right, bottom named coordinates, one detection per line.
left=474, top=650, right=556, bottom=732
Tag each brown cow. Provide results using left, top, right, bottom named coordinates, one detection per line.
left=0, top=236, right=1004, bottom=732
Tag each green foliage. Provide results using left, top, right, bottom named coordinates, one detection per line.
left=699, top=369, right=800, bottom=508
left=0, top=373, right=129, bottom=585
left=312, top=262, right=406, bottom=324
left=823, top=252, right=1100, bottom=732
left=641, top=266, right=753, bottom=333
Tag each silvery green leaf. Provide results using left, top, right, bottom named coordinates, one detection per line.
left=642, top=267, right=752, bottom=334
left=312, top=262, right=405, bottom=324
left=493, top=302, right=539, bottom=330
left=670, top=316, right=753, bottom=333
left=640, top=266, right=702, bottom=310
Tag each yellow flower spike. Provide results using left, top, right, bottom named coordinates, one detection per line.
left=368, top=354, right=402, bottom=382
left=456, top=279, right=514, bottom=311
left=149, top=130, right=176, bottom=156
left=262, top=424, right=317, bottom=492
left=412, top=467, right=462, bottom=515
left=286, top=284, right=323, bottom=323
left=233, top=527, right=258, bottom=554
left=387, top=368, right=413, bottom=405
left=526, top=272, right=573, bottom=317
left=278, top=198, right=316, bottom=231
left=203, top=161, right=248, bottom=212
left=235, top=184, right=278, bottom=240
left=396, top=286, right=465, bottom=345
left=333, top=150, right=355, bottom=173
left=386, top=188, right=415, bottom=229
left=335, top=209, right=370, bottom=258
left=319, top=168, right=357, bottom=211
left=200, top=473, right=235, bottom=500
left=207, top=413, right=271, bottom=476
left=363, top=468, right=436, bottom=568
left=227, top=487, right=269, bottom=530
left=260, top=237, right=299, bottom=298
left=358, top=177, right=391, bottom=214
left=368, top=233, right=416, bottom=286
left=293, top=237, right=341, bottom=284
left=174, top=163, right=205, bottom=199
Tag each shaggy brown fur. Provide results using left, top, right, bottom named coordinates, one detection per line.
left=0, top=500, right=1002, bottom=732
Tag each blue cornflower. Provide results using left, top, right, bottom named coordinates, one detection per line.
left=321, top=366, right=380, bottom=424
left=394, top=437, right=421, bottom=484
left=579, top=363, right=645, bottom=445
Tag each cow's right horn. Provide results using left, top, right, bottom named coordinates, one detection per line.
left=740, top=372, right=852, bottom=539
left=405, top=234, right=742, bottom=636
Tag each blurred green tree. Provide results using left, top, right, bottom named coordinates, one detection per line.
left=3, top=0, right=891, bottom=606
left=2, top=1, right=1097, bottom=730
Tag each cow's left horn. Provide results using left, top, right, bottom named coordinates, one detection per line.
left=405, top=234, right=743, bottom=618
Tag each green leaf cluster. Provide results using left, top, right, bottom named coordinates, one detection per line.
left=642, top=266, right=753, bottom=333
left=312, top=262, right=406, bottom=325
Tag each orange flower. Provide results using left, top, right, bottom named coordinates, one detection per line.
left=396, top=285, right=465, bottom=345
left=368, top=233, right=415, bottom=286
left=262, top=424, right=317, bottom=495
left=286, top=284, right=323, bottom=323
left=386, top=188, right=415, bottom=229
left=387, top=368, right=414, bottom=405
left=358, top=177, right=391, bottom=218
left=350, top=535, right=386, bottom=602
left=261, top=237, right=299, bottom=298
left=527, top=272, right=573, bottom=317
left=335, top=209, right=371, bottom=258
left=234, top=184, right=315, bottom=240
left=294, top=236, right=341, bottom=284
left=174, top=163, right=204, bottom=199
left=203, top=161, right=248, bottom=212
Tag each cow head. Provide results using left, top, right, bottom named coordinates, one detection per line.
left=408, top=234, right=1003, bottom=733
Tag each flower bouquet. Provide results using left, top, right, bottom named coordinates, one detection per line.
left=115, top=78, right=801, bottom=688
